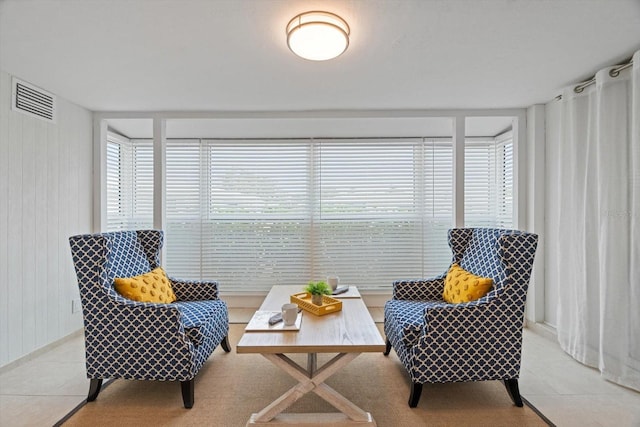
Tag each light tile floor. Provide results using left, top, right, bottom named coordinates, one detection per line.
left=518, top=327, right=640, bottom=427
left=0, top=308, right=638, bottom=427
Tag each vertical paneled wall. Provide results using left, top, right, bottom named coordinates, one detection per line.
left=0, top=70, right=92, bottom=367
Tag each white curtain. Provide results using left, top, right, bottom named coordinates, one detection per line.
left=548, top=50, right=640, bottom=391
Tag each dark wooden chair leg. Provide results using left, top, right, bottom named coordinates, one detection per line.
left=383, top=338, right=392, bottom=356
left=181, top=379, right=195, bottom=409
left=87, top=378, right=103, bottom=402
left=504, top=379, right=523, bottom=407
left=220, top=336, right=231, bottom=353
left=409, top=382, right=423, bottom=407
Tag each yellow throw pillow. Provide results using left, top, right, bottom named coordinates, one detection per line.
left=114, top=267, right=177, bottom=304
left=442, top=263, right=493, bottom=303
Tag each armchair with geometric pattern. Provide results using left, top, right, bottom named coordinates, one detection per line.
left=69, top=230, right=230, bottom=408
left=383, top=228, right=538, bottom=408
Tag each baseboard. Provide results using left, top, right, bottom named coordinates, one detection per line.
left=360, top=291, right=391, bottom=308
left=219, top=292, right=269, bottom=309
left=524, top=319, right=558, bottom=342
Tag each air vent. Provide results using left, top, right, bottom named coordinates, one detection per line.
left=11, top=77, right=57, bottom=123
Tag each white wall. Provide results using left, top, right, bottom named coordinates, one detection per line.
left=0, top=70, right=93, bottom=368
left=543, top=99, right=561, bottom=328
left=524, top=105, right=546, bottom=323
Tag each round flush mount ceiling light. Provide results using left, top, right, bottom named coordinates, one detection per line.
left=286, top=11, right=350, bottom=61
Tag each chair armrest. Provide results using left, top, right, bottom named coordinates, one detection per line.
left=87, top=296, right=186, bottom=342
left=169, top=277, right=219, bottom=301
left=423, top=298, right=523, bottom=340
left=392, top=273, right=445, bottom=300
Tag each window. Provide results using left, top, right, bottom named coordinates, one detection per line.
left=161, top=138, right=452, bottom=291
left=314, top=139, right=452, bottom=290
left=165, top=139, right=311, bottom=291
left=464, top=132, right=513, bottom=228
left=105, top=128, right=515, bottom=292
left=106, top=132, right=153, bottom=231
left=495, top=134, right=513, bottom=228
left=424, top=140, right=455, bottom=272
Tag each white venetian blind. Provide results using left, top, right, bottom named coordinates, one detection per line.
left=423, top=139, right=454, bottom=274
left=314, top=139, right=454, bottom=289
left=165, top=139, right=312, bottom=291
left=106, top=137, right=122, bottom=230
left=495, top=135, right=513, bottom=228
left=315, top=139, right=423, bottom=289
left=129, top=139, right=154, bottom=228
left=464, top=133, right=513, bottom=228
left=165, top=139, right=203, bottom=275
left=162, top=137, right=454, bottom=292
left=105, top=130, right=516, bottom=292
left=465, top=139, right=496, bottom=227
left=106, top=133, right=153, bottom=231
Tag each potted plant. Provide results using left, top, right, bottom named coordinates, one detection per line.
left=305, top=281, right=332, bottom=306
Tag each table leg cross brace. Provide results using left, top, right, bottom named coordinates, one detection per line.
left=254, top=352, right=370, bottom=423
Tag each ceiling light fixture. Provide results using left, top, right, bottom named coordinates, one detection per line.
left=286, top=11, right=350, bottom=61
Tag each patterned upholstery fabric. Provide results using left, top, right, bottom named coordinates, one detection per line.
left=175, top=300, right=228, bottom=346
left=69, top=230, right=229, bottom=382
left=171, top=278, right=220, bottom=301
left=384, top=300, right=431, bottom=348
left=384, top=228, right=538, bottom=385
left=392, top=275, right=446, bottom=301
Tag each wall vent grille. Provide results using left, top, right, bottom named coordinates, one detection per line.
left=11, top=77, right=57, bottom=123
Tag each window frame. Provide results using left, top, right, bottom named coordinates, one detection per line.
left=95, top=111, right=526, bottom=297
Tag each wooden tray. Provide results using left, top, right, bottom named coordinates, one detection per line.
left=290, top=292, right=343, bottom=316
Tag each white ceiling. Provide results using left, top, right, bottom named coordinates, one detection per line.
left=1, top=0, right=639, bottom=132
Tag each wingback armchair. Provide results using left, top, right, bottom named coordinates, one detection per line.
left=69, top=230, right=230, bottom=408
left=383, top=228, right=538, bottom=408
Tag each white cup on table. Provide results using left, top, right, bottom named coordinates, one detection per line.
left=327, top=276, right=340, bottom=291
left=282, top=303, right=298, bottom=326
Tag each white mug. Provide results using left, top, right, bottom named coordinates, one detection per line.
left=327, top=276, right=340, bottom=291
left=282, top=303, right=298, bottom=326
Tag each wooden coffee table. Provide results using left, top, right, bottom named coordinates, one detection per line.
left=237, top=285, right=385, bottom=426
